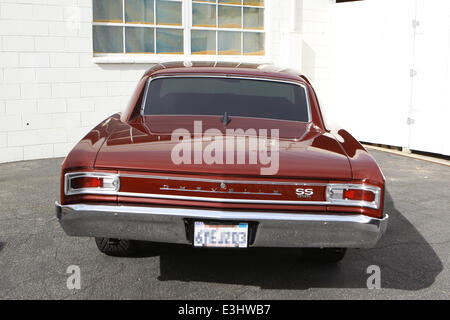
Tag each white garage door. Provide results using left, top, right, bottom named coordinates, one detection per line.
left=330, top=0, right=450, bottom=156
left=408, top=0, right=450, bottom=155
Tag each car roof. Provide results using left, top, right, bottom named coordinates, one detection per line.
left=143, top=61, right=308, bottom=83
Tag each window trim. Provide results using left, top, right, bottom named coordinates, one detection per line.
left=92, top=0, right=271, bottom=64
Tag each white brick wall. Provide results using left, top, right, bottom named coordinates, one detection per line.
left=0, top=0, right=334, bottom=163
left=0, top=0, right=153, bottom=163
left=300, top=0, right=334, bottom=108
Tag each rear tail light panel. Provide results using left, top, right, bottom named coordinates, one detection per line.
left=65, top=172, right=120, bottom=196
left=64, top=172, right=382, bottom=211
left=326, top=184, right=381, bottom=210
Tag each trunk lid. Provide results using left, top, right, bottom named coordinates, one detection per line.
left=95, top=116, right=352, bottom=180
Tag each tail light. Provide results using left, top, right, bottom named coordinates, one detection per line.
left=65, top=172, right=119, bottom=196
left=326, top=184, right=381, bottom=209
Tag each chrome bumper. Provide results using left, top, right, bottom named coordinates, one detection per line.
left=56, top=202, right=389, bottom=248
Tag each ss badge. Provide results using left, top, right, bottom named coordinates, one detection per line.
left=296, top=188, right=314, bottom=198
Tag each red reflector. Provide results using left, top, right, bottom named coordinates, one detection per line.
left=343, top=189, right=375, bottom=202
left=71, top=177, right=103, bottom=189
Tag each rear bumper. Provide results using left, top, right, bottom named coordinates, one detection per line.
left=56, top=202, right=388, bottom=248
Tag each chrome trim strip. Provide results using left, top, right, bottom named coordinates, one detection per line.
left=116, top=191, right=331, bottom=205
left=139, top=75, right=312, bottom=123
left=63, top=190, right=370, bottom=208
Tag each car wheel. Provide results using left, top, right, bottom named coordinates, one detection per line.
left=302, top=248, right=347, bottom=263
left=95, top=237, right=137, bottom=257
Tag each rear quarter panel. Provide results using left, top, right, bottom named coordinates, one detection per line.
left=331, top=128, right=386, bottom=218
left=60, top=113, right=124, bottom=205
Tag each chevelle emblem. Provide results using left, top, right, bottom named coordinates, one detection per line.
left=161, top=184, right=282, bottom=196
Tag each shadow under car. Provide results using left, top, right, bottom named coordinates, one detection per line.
left=130, top=191, right=443, bottom=291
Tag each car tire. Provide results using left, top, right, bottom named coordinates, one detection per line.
left=302, top=248, right=347, bottom=263
left=95, top=237, right=137, bottom=257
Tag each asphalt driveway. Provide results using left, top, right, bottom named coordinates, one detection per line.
left=0, top=150, right=449, bottom=299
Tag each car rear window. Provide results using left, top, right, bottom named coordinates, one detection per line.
left=142, top=77, right=310, bottom=122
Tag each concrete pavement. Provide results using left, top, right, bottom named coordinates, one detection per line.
left=0, top=150, right=449, bottom=299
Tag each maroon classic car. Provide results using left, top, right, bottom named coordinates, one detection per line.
left=56, top=62, right=388, bottom=262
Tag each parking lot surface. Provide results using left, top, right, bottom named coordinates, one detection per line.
left=0, top=150, right=449, bottom=299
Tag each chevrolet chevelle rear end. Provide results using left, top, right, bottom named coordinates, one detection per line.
left=56, top=62, right=388, bottom=262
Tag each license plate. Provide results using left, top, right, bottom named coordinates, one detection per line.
left=193, top=222, right=248, bottom=248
